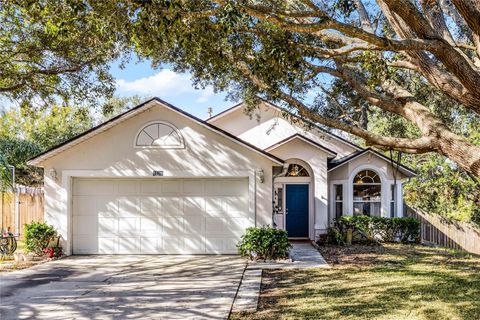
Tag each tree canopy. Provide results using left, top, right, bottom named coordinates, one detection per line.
left=0, top=0, right=127, bottom=107
left=0, top=104, right=93, bottom=186
left=84, top=0, right=480, bottom=177
left=1, top=0, right=480, bottom=177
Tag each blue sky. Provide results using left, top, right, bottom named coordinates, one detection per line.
left=111, top=59, right=235, bottom=119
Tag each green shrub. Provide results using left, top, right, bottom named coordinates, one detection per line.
left=326, top=226, right=345, bottom=245
left=24, top=222, right=57, bottom=255
left=331, top=216, right=420, bottom=244
left=237, top=226, right=291, bottom=261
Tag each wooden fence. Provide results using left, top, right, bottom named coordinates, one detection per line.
left=1, top=186, right=44, bottom=240
left=406, top=206, right=480, bottom=255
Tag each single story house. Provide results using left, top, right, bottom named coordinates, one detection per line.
left=28, top=98, right=416, bottom=255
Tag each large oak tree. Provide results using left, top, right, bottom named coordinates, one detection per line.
left=2, top=0, right=480, bottom=178
left=0, top=0, right=128, bottom=106
left=100, top=0, right=480, bottom=177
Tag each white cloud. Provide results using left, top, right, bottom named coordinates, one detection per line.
left=195, top=86, right=215, bottom=103
left=116, top=69, right=215, bottom=103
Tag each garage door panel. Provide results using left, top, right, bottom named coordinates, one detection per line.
left=118, top=217, right=139, bottom=235
left=225, top=197, right=249, bottom=215
left=73, top=196, right=96, bottom=215
left=206, top=217, right=252, bottom=236
left=231, top=217, right=253, bottom=232
left=73, top=180, right=95, bottom=196
left=96, top=180, right=116, bottom=195
left=118, top=198, right=140, bottom=216
left=205, top=237, right=238, bottom=254
left=140, top=237, right=160, bottom=253
left=73, top=215, right=98, bottom=235
left=205, top=180, right=227, bottom=196
left=162, top=236, right=184, bottom=253
left=183, top=180, right=205, bottom=195
left=224, top=180, right=249, bottom=196
left=98, top=217, right=117, bottom=236
left=96, top=197, right=118, bottom=216
left=73, top=236, right=98, bottom=254
left=162, top=217, right=184, bottom=235
left=162, top=197, right=183, bottom=216
left=162, top=180, right=182, bottom=194
left=140, top=197, right=160, bottom=214
left=117, top=180, right=139, bottom=195
left=98, top=238, right=117, bottom=254
left=184, top=235, right=206, bottom=253
left=205, top=197, right=226, bottom=214
left=140, top=180, right=159, bottom=194
left=184, top=197, right=206, bottom=215
left=140, top=216, right=162, bottom=233
left=73, top=178, right=250, bottom=254
left=183, top=215, right=205, bottom=234
left=118, top=237, right=140, bottom=254
left=205, top=217, right=230, bottom=235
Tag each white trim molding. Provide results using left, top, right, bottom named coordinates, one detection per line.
left=134, top=120, right=185, bottom=149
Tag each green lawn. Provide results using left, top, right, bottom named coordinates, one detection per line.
left=231, top=244, right=480, bottom=320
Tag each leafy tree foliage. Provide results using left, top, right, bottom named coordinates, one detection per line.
left=0, top=95, right=144, bottom=186
left=82, top=0, right=480, bottom=176
left=0, top=105, right=93, bottom=186
left=100, top=95, right=147, bottom=121
left=0, top=138, right=42, bottom=187
left=0, top=0, right=127, bottom=107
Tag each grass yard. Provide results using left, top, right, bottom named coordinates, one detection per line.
left=231, top=244, right=480, bottom=320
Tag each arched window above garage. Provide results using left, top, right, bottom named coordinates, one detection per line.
left=135, top=121, right=184, bottom=148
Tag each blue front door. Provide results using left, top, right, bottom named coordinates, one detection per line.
left=286, top=184, right=309, bottom=238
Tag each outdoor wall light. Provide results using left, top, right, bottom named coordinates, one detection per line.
left=257, top=169, right=265, bottom=183
left=49, top=168, right=58, bottom=182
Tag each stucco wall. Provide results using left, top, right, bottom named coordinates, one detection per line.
left=328, top=152, right=408, bottom=220
left=268, top=138, right=330, bottom=237
left=209, top=102, right=359, bottom=158
left=40, top=101, right=278, bottom=253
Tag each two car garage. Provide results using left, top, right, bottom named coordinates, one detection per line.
left=72, top=177, right=251, bottom=254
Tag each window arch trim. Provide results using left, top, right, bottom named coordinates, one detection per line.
left=285, top=163, right=310, bottom=177
left=351, top=168, right=383, bottom=217
left=134, top=121, right=185, bottom=149
left=353, top=169, right=381, bottom=184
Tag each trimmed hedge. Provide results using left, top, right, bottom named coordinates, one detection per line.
left=327, top=216, right=420, bottom=245
left=237, top=226, right=291, bottom=261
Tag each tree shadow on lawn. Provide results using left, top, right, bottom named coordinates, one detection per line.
left=233, top=245, right=480, bottom=320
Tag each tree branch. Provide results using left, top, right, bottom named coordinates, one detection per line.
left=229, top=53, right=435, bottom=153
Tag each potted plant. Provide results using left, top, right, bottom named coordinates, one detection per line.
left=44, top=247, right=54, bottom=258
left=44, top=237, right=62, bottom=259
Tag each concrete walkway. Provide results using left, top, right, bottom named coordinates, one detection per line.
left=232, top=241, right=329, bottom=313
left=247, top=241, right=330, bottom=270
left=0, top=255, right=246, bottom=320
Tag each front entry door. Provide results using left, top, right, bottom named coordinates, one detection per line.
left=285, top=184, right=309, bottom=238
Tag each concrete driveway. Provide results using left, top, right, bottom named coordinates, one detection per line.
left=0, top=255, right=246, bottom=320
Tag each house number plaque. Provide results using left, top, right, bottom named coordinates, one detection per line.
left=152, top=170, right=164, bottom=176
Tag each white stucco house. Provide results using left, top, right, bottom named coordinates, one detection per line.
left=28, top=97, right=416, bottom=255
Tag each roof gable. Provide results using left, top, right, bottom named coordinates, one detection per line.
left=265, top=134, right=337, bottom=158
left=328, top=148, right=416, bottom=177
left=28, top=98, right=284, bottom=166
left=208, top=99, right=363, bottom=152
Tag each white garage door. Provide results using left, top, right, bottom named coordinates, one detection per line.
left=72, top=178, right=251, bottom=254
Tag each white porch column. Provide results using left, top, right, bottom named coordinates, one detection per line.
left=396, top=182, right=404, bottom=217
